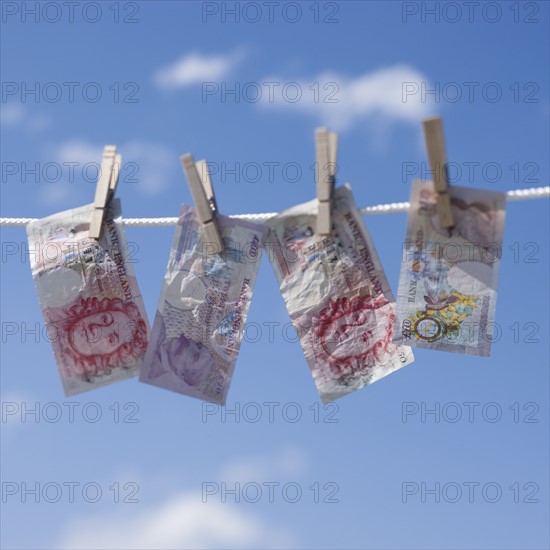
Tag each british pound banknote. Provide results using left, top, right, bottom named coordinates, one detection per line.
left=393, top=180, right=506, bottom=356
left=26, top=199, right=149, bottom=395
left=140, top=205, right=267, bottom=404
left=266, top=184, right=414, bottom=403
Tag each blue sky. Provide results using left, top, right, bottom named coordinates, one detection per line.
left=1, top=1, right=549, bottom=548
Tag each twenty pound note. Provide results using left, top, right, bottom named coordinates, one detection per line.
left=140, top=206, right=267, bottom=404
left=26, top=199, right=149, bottom=395
left=266, top=185, right=414, bottom=403
left=394, top=180, right=506, bottom=356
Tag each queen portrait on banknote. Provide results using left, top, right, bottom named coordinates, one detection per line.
left=27, top=200, right=151, bottom=395
left=141, top=315, right=213, bottom=389
left=266, top=185, right=415, bottom=402
left=44, top=296, right=148, bottom=383
left=313, top=295, right=396, bottom=379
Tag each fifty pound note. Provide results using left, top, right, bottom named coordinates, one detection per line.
left=266, top=185, right=414, bottom=403
left=394, top=180, right=506, bottom=356
left=26, top=199, right=149, bottom=395
left=140, top=206, right=267, bottom=404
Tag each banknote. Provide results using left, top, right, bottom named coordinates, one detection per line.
left=26, top=199, right=149, bottom=395
left=265, top=184, right=414, bottom=403
left=393, top=180, right=506, bottom=356
left=140, top=205, right=267, bottom=404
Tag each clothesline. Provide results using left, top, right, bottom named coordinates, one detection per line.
left=1, top=186, right=548, bottom=226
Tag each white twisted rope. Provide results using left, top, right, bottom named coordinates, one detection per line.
left=1, top=186, right=548, bottom=227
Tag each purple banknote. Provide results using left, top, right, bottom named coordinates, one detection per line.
left=140, top=205, right=267, bottom=403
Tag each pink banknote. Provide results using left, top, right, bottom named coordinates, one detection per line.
left=266, top=185, right=414, bottom=402
left=26, top=200, right=149, bottom=395
left=139, top=205, right=267, bottom=404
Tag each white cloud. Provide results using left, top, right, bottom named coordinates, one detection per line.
left=0, top=104, right=24, bottom=126
left=58, top=491, right=296, bottom=550
left=258, top=65, right=433, bottom=131
left=50, top=139, right=174, bottom=196
left=0, top=391, right=34, bottom=432
left=56, top=450, right=305, bottom=549
left=1, top=104, right=51, bottom=133
left=121, top=140, right=174, bottom=195
left=54, top=140, right=103, bottom=165
left=40, top=182, right=72, bottom=206
left=220, top=447, right=308, bottom=483
left=154, top=49, right=246, bottom=89
left=40, top=140, right=108, bottom=206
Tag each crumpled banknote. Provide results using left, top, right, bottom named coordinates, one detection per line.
left=140, top=205, right=267, bottom=404
left=265, top=184, right=414, bottom=403
left=393, top=180, right=506, bottom=356
left=26, top=199, right=149, bottom=395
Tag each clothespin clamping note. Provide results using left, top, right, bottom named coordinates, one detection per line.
left=423, top=117, right=455, bottom=231
left=316, top=127, right=338, bottom=235
left=89, top=145, right=121, bottom=239
left=181, top=153, right=224, bottom=254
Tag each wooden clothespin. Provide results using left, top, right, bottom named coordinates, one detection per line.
left=316, top=127, right=338, bottom=235
left=89, top=145, right=121, bottom=239
left=423, top=117, right=455, bottom=230
left=181, top=153, right=224, bottom=254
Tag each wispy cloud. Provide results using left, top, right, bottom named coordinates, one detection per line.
left=258, top=65, right=433, bottom=131
left=154, top=49, right=246, bottom=89
left=40, top=182, right=73, bottom=206
left=1, top=104, right=51, bottom=133
left=0, top=391, right=35, bottom=434
left=49, top=139, right=175, bottom=198
left=56, top=450, right=304, bottom=549
left=58, top=491, right=295, bottom=550
left=1, top=104, right=24, bottom=126
left=220, top=447, right=308, bottom=483
left=121, top=140, right=174, bottom=195
left=40, top=140, right=111, bottom=207
left=54, top=140, right=103, bottom=164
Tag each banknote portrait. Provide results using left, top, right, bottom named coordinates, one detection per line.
left=267, top=185, right=414, bottom=402
left=142, top=316, right=213, bottom=388
left=314, top=295, right=395, bottom=378
left=27, top=200, right=150, bottom=395
left=45, top=296, right=148, bottom=382
left=140, top=205, right=267, bottom=403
